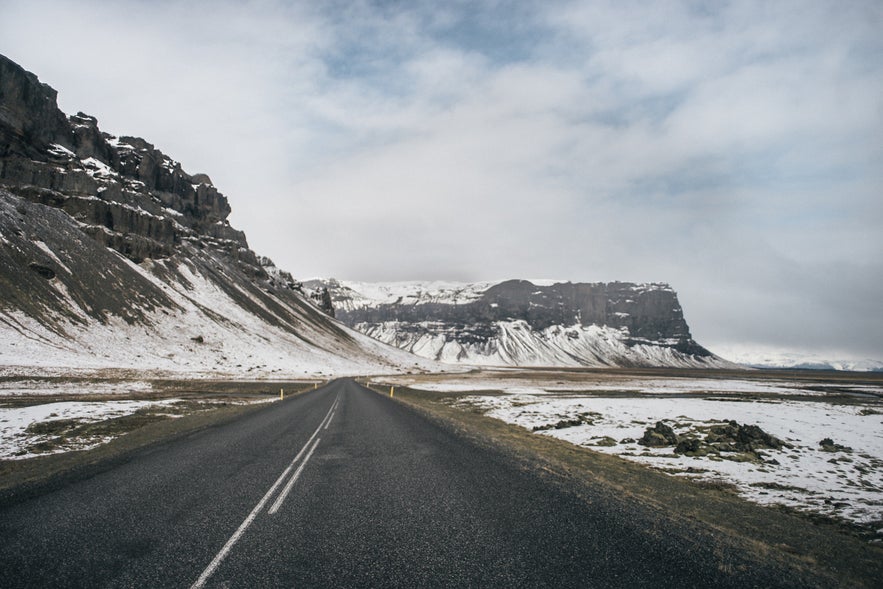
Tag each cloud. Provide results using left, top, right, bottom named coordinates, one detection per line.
left=2, top=0, right=881, bottom=359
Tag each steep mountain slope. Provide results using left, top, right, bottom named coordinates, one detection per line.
left=306, top=279, right=732, bottom=368
left=0, top=54, right=432, bottom=376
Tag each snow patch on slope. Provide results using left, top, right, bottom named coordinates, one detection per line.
left=1, top=254, right=437, bottom=378
left=361, top=320, right=730, bottom=368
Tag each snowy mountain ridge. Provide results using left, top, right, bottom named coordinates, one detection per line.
left=0, top=54, right=434, bottom=377
left=712, top=346, right=883, bottom=373
left=314, top=279, right=504, bottom=311
left=306, top=278, right=733, bottom=369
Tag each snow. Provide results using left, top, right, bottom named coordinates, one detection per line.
left=526, top=278, right=567, bottom=286
left=322, top=279, right=724, bottom=369
left=33, top=240, right=72, bottom=275
left=0, top=253, right=439, bottom=378
left=713, top=344, right=883, bottom=372
left=48, top=143, right=75, bottom=157
left=0, top=399, right=176, bottom=459
left=80, top=157, right=117, bottom=179
left=361, top=320, right=732, bottom=369
left=0, top=394, right=282, bottom=459
left=404, top=374, right=883, bottom=528
left=333, top=279, right=500, bottom=310
left=335, top=279, right=677, bottom=311
left=0, top=379, right=154, bottom=396
left=404, top=374, right=883, bottom=397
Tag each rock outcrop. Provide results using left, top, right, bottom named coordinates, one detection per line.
left=306, top=279, right=730, bottom=368
left=1, top=55, right=249, bottom=267
left=0, top=53, right=430, bottom=375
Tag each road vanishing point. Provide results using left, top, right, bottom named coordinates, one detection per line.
left=1, top=379, right=813, bottom=587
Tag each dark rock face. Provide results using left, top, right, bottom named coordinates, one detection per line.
left=639, top=422, right=679, bottom=447
left=332, top=280, right=697, bottom=347
left=309, top=278, right=721, bottom=366
left=309, top=286, right=336, bottom=318
left=28, top=262, right=56, bottom=280
left=0, top=53, right=250, bottom=268
left=0, top=54, right=327, bottom=336
left=0, top=56, right=71, bottom=159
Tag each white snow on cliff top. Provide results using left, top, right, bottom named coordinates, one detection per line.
left=334, top=280, right=500, bottom=308
left=320, top=278, right=674, bottom=309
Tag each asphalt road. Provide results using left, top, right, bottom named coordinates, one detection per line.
left=0, top=379, right=811, bottom=588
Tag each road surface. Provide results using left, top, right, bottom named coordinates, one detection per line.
left=0, top=379, right=810, bottom=587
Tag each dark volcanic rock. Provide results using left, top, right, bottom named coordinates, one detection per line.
left=668, top=421, right=790, bottom=460
left=308, top=277, right=726, bottom=367
left=0, top=53, right=256, bottom=271
left=28, top=262, right=56, bottom=280
left=0, top=56, right=71, bottom=159
left=639, top=422, right=679, bottom=447
left=819, top=438, right=852, bottom=453
left=737, top=423, right=785, bottom=451
left=0, top=53, right=420, bottom=375
left=674, top=438, right=703, bottom=454
left=0, top=54, right=289, bottom=328
left=335, top=280, right=697, bottom=343
left=310, top=286, right=336, bottom=318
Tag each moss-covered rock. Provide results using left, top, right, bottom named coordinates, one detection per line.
left=639, top=421, right=678, bottom=447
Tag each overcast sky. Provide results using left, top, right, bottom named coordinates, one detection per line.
left=2, top=0, right=881, bottom=361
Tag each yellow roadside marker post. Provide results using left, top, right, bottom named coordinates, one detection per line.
left=390, top=386, right=394, bottom=397
left=280, top=388, right=284, bottom=400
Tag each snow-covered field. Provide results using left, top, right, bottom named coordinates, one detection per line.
left=0, top=374, right=290, bottom=460
left=393, top=373, right=883, bottom=531
left=0, top=399, right=178, bottom=459
left=0, top=378, right=154, bottom=396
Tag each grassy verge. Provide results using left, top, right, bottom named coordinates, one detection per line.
left=373, top=383, right=883, bottom=588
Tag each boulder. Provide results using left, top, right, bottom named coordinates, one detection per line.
left=639, top=421, right=679, bottom=447
left=819, top=438, right=853, bottom=453
left=28, top=262, right=55, bottom=279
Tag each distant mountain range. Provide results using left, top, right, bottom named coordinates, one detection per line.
left=0, top=54, right=430, bottom=376
left=304, top=279, right=734, bottom=368
left=710, top=347, right=883, bottom=373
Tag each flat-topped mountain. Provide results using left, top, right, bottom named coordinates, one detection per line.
left=0, top=54, right=430, bottom=376
left=305, top=279, right=730, bottom=368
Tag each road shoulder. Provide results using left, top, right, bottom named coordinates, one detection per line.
left=378, top=384, right=883, bottom=589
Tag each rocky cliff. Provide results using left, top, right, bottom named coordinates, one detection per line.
left=305, top=279, right=729, bottom=368
left=0, top=54, right=430, bottom=376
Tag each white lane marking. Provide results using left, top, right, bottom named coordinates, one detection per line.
left=321, top=395, right=340, bottom=430
left=190, top=393, right=340, bottom=589
left=268, top=437, right=321, bottom=515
